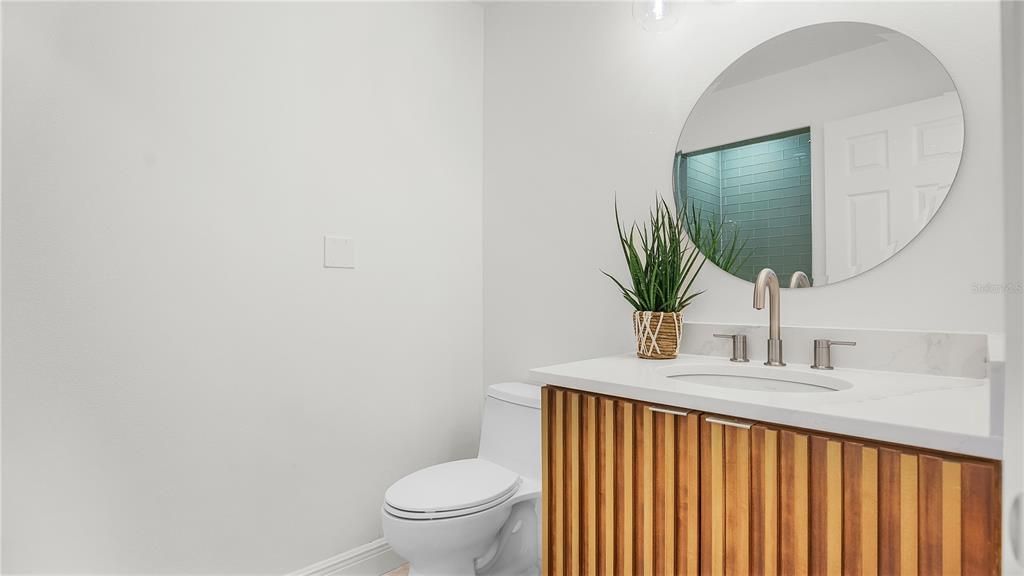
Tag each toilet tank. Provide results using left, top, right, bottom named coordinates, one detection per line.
left=478, top=382, right=541, bottom=481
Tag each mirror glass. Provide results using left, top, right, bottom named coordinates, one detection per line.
left=673, top=22, right=963, bottom=287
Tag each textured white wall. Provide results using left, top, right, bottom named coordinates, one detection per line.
left=483, top=1, right=1005, bottom=386
left=2, top=3, right=483, bottom=573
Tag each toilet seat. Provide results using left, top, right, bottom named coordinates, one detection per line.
left=384, top=459, right=522, bottom=520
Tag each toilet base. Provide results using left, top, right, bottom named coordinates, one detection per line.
left=476, top=501, right=539, bottom=576
left=382, top=490, right=540, bottom=576
left=382, top=503, right=512, bottom=576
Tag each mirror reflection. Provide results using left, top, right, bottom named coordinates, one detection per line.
left=673, top=22, right=964, bottom=287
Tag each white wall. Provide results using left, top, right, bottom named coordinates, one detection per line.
left=2, top=3, right=483, bottom=574
left=1002, top=0, right=1024, bottom=570
left=483, top=1, right=1004, bottom=386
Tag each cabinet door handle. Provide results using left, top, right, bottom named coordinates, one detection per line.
left=648, top=406, right=690, bottom=417
left=705, top=416, right=753, bottom=429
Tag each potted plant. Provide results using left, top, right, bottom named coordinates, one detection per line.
left=603, top=198, right=707, bottom=359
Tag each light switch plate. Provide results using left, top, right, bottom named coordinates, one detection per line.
left=324, top=236, right=356, bottom=269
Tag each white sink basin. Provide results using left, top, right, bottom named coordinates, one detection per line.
left=661, top=364, right=853, bottom=394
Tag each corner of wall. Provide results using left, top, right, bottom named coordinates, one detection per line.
left=1001, top=0, right=1024, bottom=571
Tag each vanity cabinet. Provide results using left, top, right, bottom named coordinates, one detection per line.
left=541, top=386, right=701, bottom=576
left=541, top=386, right=1001, bottom=576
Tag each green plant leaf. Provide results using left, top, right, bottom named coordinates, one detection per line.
left=603, top=196, right=708, bottom=312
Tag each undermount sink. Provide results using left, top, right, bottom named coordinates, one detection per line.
left=661, top=364, right=853, bottom=394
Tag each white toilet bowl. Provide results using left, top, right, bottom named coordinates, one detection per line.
left=381, top=459, right=540, bottom=576
left=381, top=383, right=542, bottom=576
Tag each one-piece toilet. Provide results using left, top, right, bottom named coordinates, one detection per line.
left=381, top=382, right=541, bottom=576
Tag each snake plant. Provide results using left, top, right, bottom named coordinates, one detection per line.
left=603, top=197, right=707, bottom=313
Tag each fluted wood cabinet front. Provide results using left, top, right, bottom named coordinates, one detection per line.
left=541, top=386, right=700, bottom=576
left=699, top=415, right=754, bottom=576
left=541, top=386, right=1000, bottom=576
left=767, top=430, right=1001, bottom=576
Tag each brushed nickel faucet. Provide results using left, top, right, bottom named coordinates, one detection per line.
left=753, top=268, right=785, bottom=366
left=789, top=271, right=811, bottom=288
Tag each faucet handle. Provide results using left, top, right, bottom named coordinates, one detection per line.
left=713, top=333, right=749, bottom=363
left=811, top=339, right=856, bottom=370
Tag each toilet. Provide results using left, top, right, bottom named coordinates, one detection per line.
left=381, top=382, right=541, bottom=576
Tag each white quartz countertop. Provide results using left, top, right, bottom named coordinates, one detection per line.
left=529, top=353, right=1001, bottom=460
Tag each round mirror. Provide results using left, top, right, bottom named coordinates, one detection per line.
left=673, top=22, right=963, bottom=288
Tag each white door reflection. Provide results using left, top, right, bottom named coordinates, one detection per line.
left=824, top=92, right=963, bottom=283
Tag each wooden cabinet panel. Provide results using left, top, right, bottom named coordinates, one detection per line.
left=582, top=394, right=597, bottom=574
left=961, top=460, right=1001, bottom=575
left=878, top=448, right=919, bottom=575
left=918, top=454, right=1002, bottom=576
left=597, top=397, right=614, bottom=575
left=568, top=392, right=580, bottom=576
left=543, top=386, right=1000, bottom=576
left=614, top=398, right=633, bottom=576
left=541, top=386, right=560, bottom=576
left=699, top=415, right=755, bottom=576
left=843, top=442, right=879, bottom=576
left=770, top=428, right=1000, bottom=576
left=674, top=409, right=701, bottom=576
left=542, top=387, right=699, bottom=576
left=876, top=447, right=1002, bottom=576
left=700, top=418, right=725, bottom=576
left=778, top=429, right=809, bottom=576
left=779, top=433, right=1000, bottom=576
left=643, top=404, right=702, bottom=576
left=651, top=405, right=699, bottom=575
left=773, top=428, right=845, bottom=576
left=809, top=435, right=843, bottom=576
left=750, top=426, right=779, bottom=576
left=638, top=403, right=650, bottom=576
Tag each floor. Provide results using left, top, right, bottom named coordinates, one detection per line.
left=384, top=563, right=409, bottom=576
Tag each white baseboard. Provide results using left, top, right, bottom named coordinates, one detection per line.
left=288, top=538, right=405, bottom=576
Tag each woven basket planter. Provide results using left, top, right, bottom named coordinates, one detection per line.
left=633, top=311, right=682, bottom=360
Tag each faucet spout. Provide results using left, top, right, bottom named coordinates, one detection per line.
left=789, top=271, right=811, bottom=289
left=753, top=268, right=785, bottom=366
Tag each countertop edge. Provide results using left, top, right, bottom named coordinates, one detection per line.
left=529, top=367, right=1003, bottom=461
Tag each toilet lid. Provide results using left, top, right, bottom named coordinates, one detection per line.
left=384, top=459, right=521, bottom=518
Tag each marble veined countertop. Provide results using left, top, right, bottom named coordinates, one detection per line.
left=529, top=353, right=1001, bottom=460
